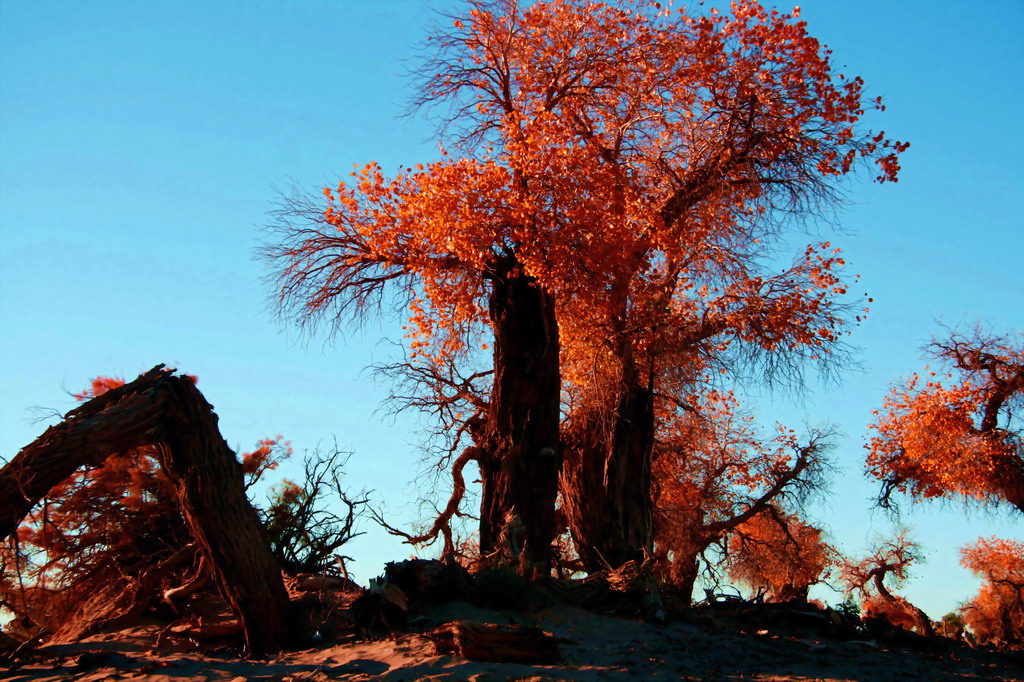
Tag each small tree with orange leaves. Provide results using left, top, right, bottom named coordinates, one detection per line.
left=724, top=504, right=836, bottom=603
left=651, top=388, right=835, bottom=601
left=867, top=327, right=1023, bottom=513
left=959, top=536, right=1024, bottom=648
left=840, top=529, right=934, bottom=637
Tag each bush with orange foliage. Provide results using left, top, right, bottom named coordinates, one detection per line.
left=867, top=327, right=1023, bottom=513
left=959, top=537, right=1024, bottom=648
left=860, top=593, right=923, bottom=632
left=1, top=377, right=194, bottom=637
left=725, top=505, right=836, bottom=602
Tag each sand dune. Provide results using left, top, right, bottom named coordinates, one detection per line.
left=5, top=596, right=1021, bottom=681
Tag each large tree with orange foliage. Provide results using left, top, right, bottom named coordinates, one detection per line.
left=866, top=327, right=1023, bottom=513
left=959, top=536, right=1024, bottom=648
left=266, top=0, right=905, bottom=576
left=530, top=0, right=905, bottom=573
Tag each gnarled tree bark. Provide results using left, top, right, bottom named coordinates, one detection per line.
left=0, top=365, right=292, bottom=656
left=478, top=262, right=562, bottom=578
left=562, top=376, right=655, bottom=573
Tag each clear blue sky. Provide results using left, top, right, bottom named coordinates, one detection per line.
left=1, top=0, right=1021, bottom=619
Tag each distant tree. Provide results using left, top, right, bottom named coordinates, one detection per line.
left=959, top=536, right=1024, bottom=648
left=938, top=610, right=970, bottom=643
left=840, top=529, right=935, bottom=637
left=866, top=326, right=1023, bottom=513
left=724, top=504, right=836, bottom=602
left=651, top=389, right=835, bottom=600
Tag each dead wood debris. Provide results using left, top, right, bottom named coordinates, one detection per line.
left=424, top=620, right=560, bottom=664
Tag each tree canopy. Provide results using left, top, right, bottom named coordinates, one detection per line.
left=867, top=327, right=1024, bottom=513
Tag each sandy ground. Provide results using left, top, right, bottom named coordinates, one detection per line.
left=4, top=599, right=1021, bottom=682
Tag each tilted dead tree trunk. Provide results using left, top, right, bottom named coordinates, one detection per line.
left=0, top=365, right=292, bottom=656
left=871, top=570, right=936, bottom=638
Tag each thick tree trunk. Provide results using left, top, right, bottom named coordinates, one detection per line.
left=0, top=365, right=292, bottom=656
left=478, top=266, right=561, bottom=578
left=1002, top=475, right=1024, bottom=515
left=560, top=420, right=607, bottom=571
left=562, top=379, right=655, bottom=572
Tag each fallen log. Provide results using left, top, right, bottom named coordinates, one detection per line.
left=543, top=559, right=664, bottom=621
left=425, top=621, right=560, bottom=664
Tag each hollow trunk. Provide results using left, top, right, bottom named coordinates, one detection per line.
left=478, top=266, right=561, bottom=578
left=0, top=365, right=292, bottom=656
left=562, top=379, right=655, bottom=572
